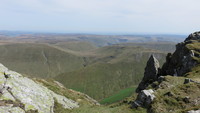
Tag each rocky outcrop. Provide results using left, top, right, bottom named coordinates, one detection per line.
left=135, top=32, right=200, bottom=90
left=161, top=31, right=200, bottom=76
left=136, top=55, right=160, bottom=92
left=132, top=89, right=155, bottom=108
left=0, top=63, right=79, bottom=113
left=135, top=31, right=200, bottom=90
left=185, top=31, right=200, bottom=42
left=133, top=31, right=200, bottom=112
left=184, top=78, right=200, bottom=84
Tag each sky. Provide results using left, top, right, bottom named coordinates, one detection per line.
left=0, top=0, right=200, bottom=34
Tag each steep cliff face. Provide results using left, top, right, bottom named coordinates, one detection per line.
left=133, top=31, right=200, bottom=113
left=0, top=63, right=81, bottom=113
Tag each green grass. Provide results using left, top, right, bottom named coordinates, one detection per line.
left=0, top=43, right=84, bottom=78
left=116, top=42, right=176, bottom=53
left=53, top=41, right=97, bottom=52
left=186, top=41, right=200, bottom=50
left=149, top=75, right=200, bottom=113
left=34, top=78, right=141, bottom=113
left=0, top=42, right=173, bottom=105
left=69, top=105, right=138, bottom=113
left=100, top=86, right=136, bottom=104
left=55, top=45, right=167, bottom=100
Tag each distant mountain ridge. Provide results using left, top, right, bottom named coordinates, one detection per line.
left=0, top=31, right=185, bottom=47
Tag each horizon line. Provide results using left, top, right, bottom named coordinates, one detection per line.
left=0, top=30, right=188, bottom=36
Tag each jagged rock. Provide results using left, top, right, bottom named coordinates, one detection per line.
left=136, top=55, right=160, bottom=92
left=183, top=96, right=190, bottom=103
left=185, top=31, right=200, bottom=42
left=161, top=32, right=200, bottom=76
left=184, top=78, right=192, bottom=84
left=157, top=76, right=165, bottom=83
left=132, top=89, right=155, bottom=108
left=184, top=78, right=200, bottom=84
left=187, top=109, right=200, bottom=113
left=132, top=31, right=200, bottom=112
left=164, top=92, right=174, bottom=97
left=0, top=63, right=79, bottom=113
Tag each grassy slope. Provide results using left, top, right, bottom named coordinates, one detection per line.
left=53, top=41, right=97, bottom=52
left=100, top=86, right=137, bottom=104
left=150, top=75, right=200, bottom=113
left=116, top=42, right=176, bottom=53
left=35, top=78, right=146, bottom=113
left=55, top=45, right=167, bottom=101
left=0, top=41, right=175, bottom=105
left=146, top=41, right=200, bottom=113
left=0, top=43, right=84, bottom=78
left=36, top=41, right=200, bottom=113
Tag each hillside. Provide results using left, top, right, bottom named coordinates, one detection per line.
left=131, top=31, right=200, bottom=113
left=0, top=43, right=85, bottom=78
left=0, top=41, right=175, bottom=79
left=115, top=42, right=176, bottom=53
left=55, top=45, right=167, bottom=101
left=0, top=32, right=197, bottom=113
left=0, top=37, right=176, bottom=105
left=53, top=41, right=97, bottom=52
left=0, top=63, right=141, bottom=113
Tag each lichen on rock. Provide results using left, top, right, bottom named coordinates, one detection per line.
left=0, top=106, right=25, bottom=113
left=0, top=63, right=79, bottom=113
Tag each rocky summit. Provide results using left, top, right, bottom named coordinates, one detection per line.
left=161, top=32, right=200, bottom=76
left=133, top=31, right=200, bottom=113
left=0, top=63, right=79, bottom=113
left=184, top=31, right=200, bottom=42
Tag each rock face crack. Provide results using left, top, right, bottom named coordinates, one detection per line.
left=0, top=72, right=10, bottom=94
left=0, top=72, right=26, bottom=112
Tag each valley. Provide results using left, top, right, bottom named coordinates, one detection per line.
left=0, top=32, right=179, bottom=103
left=0, top=31, right=199, bottom=113
left=1, top=0, right=199, bottom=112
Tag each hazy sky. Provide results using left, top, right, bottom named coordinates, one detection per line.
left=0, top=0, right=200, bottom=34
